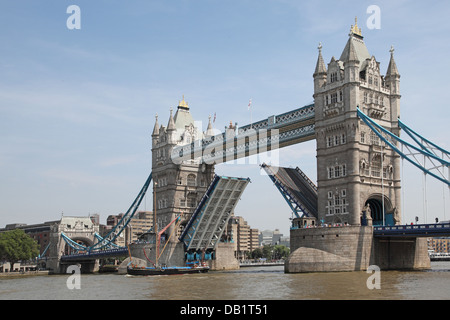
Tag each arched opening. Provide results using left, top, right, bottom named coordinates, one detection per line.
left=62, top=238, right=93, bottom=255
left=364, top=195, right=393, bottom=226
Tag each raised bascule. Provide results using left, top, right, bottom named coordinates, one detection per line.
left=48, top=19, right=450, bottom=274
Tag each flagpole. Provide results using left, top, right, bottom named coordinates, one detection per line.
left=248, top=98, right=252, bottom=128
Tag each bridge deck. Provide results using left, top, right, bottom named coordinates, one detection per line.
left=60, top=248, right=129, bottom=261
left=262, top=164, right=318, bottom=218
left=171, top=103, right=315, bottom=165
left=179, top=175, right=250, bottom=251
left=374, top=223, right=450, bottom=237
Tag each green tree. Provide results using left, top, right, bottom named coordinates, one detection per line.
left=273, top=245, right=290, bottom=259
left=249, top=247, right=264, bottom=259
left=0, top=229, right=40, bottom=269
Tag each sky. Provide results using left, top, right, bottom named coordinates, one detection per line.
left=1, top=0, right=449, bottom=235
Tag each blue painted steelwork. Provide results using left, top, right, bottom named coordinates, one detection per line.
left=60, top=172, right=152, bottom=257
left=374, top=223, right=450, bottom=237
left=179, top=175, right=221, bottom=247
left=89, top=172, right=153, bottom=251
left=180, top=175, right=250, bottom=251
left=357, top=108, right=450, bottom=186
left=61, top=232, right=88, bottom=252
left=171, top=103, right=315, bottom=165
left=93, top=233, right=124, bottom=249
left=261, top=163, right=318, bottom=219
left=398, top=119, right=450, bottom=158
left=60, top=247, right=129, bottom=261
left=38, top=243, right=50, bottom=258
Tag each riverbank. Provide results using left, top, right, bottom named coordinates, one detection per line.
left=0, top=270, right=49, bottom=278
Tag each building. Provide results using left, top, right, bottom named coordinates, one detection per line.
left=259, top=229, right=288, bottom=247
left=106, top=211, right=153, bottom=246
left=151, top=97, right=216, bottom=241
left=429, top=237, right=450, bottom=254
left=0, top=221, right=59, bottom=258
left=220, top=215, right=260, bottom=260
left=313, top=18, right=401, bottom=226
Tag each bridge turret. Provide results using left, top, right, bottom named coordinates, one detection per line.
left=313, top=42, right=327, bottom=93
left=314, top=18, right=402, bottom=227
left=385, top=46, right=401, bottom=122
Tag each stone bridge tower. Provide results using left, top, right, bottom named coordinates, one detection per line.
left=151, top=97, right=215, bottom=241
left=313, top=19, right=402, bottom=227
left=47, top=216, right=100, bottom=274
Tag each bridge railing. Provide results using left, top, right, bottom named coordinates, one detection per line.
left=374, top=223, right=450, bottom=237
left=60, top=247, right=129, bottom=261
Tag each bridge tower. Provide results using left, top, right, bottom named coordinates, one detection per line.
left=151, top=97, right=215, bottom=240
left=47, top=216, right=100, bottom=274
left=313, top=18, right=402, bottom=226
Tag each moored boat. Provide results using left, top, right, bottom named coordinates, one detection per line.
left=127, top=265, right=209, bottom=276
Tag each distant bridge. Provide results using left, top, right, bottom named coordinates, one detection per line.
left=60, top=248, right=129, bottom=261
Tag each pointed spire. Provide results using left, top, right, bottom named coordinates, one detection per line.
left=314, top=42, right=327, bottom=75
left=349, top=16, right=362, bottom=37
left=206, top=115, right=214, bottom=137
left=167, top=107, right=176, bottom=131
left=346, top=37, right=359, bottom=63
left=386, top=45, right=399, bottom=76
left=152, top=113, right=159, bottom=136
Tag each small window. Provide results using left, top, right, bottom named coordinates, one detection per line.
left=330, top=72, right=338, bottom=83
left=331, top=92, right=338, bottom=104
left=327, top=136, right=333, bottom=148
left=335, top=166, right=341, bottom=178
left=334, top=135, right=340, bottom=146
left=187, top=174, right=196, bottom=187
left=328, top=167, right=334, bottom=179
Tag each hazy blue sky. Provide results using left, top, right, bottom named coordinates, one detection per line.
left=1, top=0, right=449, bottom=234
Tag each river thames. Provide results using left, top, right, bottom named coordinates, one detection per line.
left=1, top=261, right=450, bottom=301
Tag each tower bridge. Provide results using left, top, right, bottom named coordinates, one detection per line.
left=51, top=19, right=450, bottom=274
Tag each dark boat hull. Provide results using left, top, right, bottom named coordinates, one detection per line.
left=127, top=266, right=209, bottom=276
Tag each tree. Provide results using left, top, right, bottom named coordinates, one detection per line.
left=0, top=229, right=40, bottom=269
left=273, top=245, right=290, bottom=260
left=248, top=248, right=264, bottom=260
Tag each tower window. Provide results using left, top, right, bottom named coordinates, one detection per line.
left=331, top=92, right=338, bottom=104
left=326, top=190, right=348, bottom=215
left=327, top=136, right=333, bottom=147
left=187, top=174, right=196, bottom=187
left=334, top=135, right=340, bottom=146
left=330, top=72, right=338, bottom=83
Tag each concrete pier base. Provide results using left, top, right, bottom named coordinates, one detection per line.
left=126, top=241, right=239, bottom=271
left=285, top=226, right=430, bottom=273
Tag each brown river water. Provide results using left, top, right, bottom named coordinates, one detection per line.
left=1, top=262, right=449, bottom=300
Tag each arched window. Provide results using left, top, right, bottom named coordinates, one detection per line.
left=187, top=174, right=196, bottom=187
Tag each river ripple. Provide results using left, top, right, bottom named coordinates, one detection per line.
left=1, top=262, right=450, bottom=300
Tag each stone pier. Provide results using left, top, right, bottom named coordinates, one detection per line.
left=285, top=226, right=430, bottom=273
